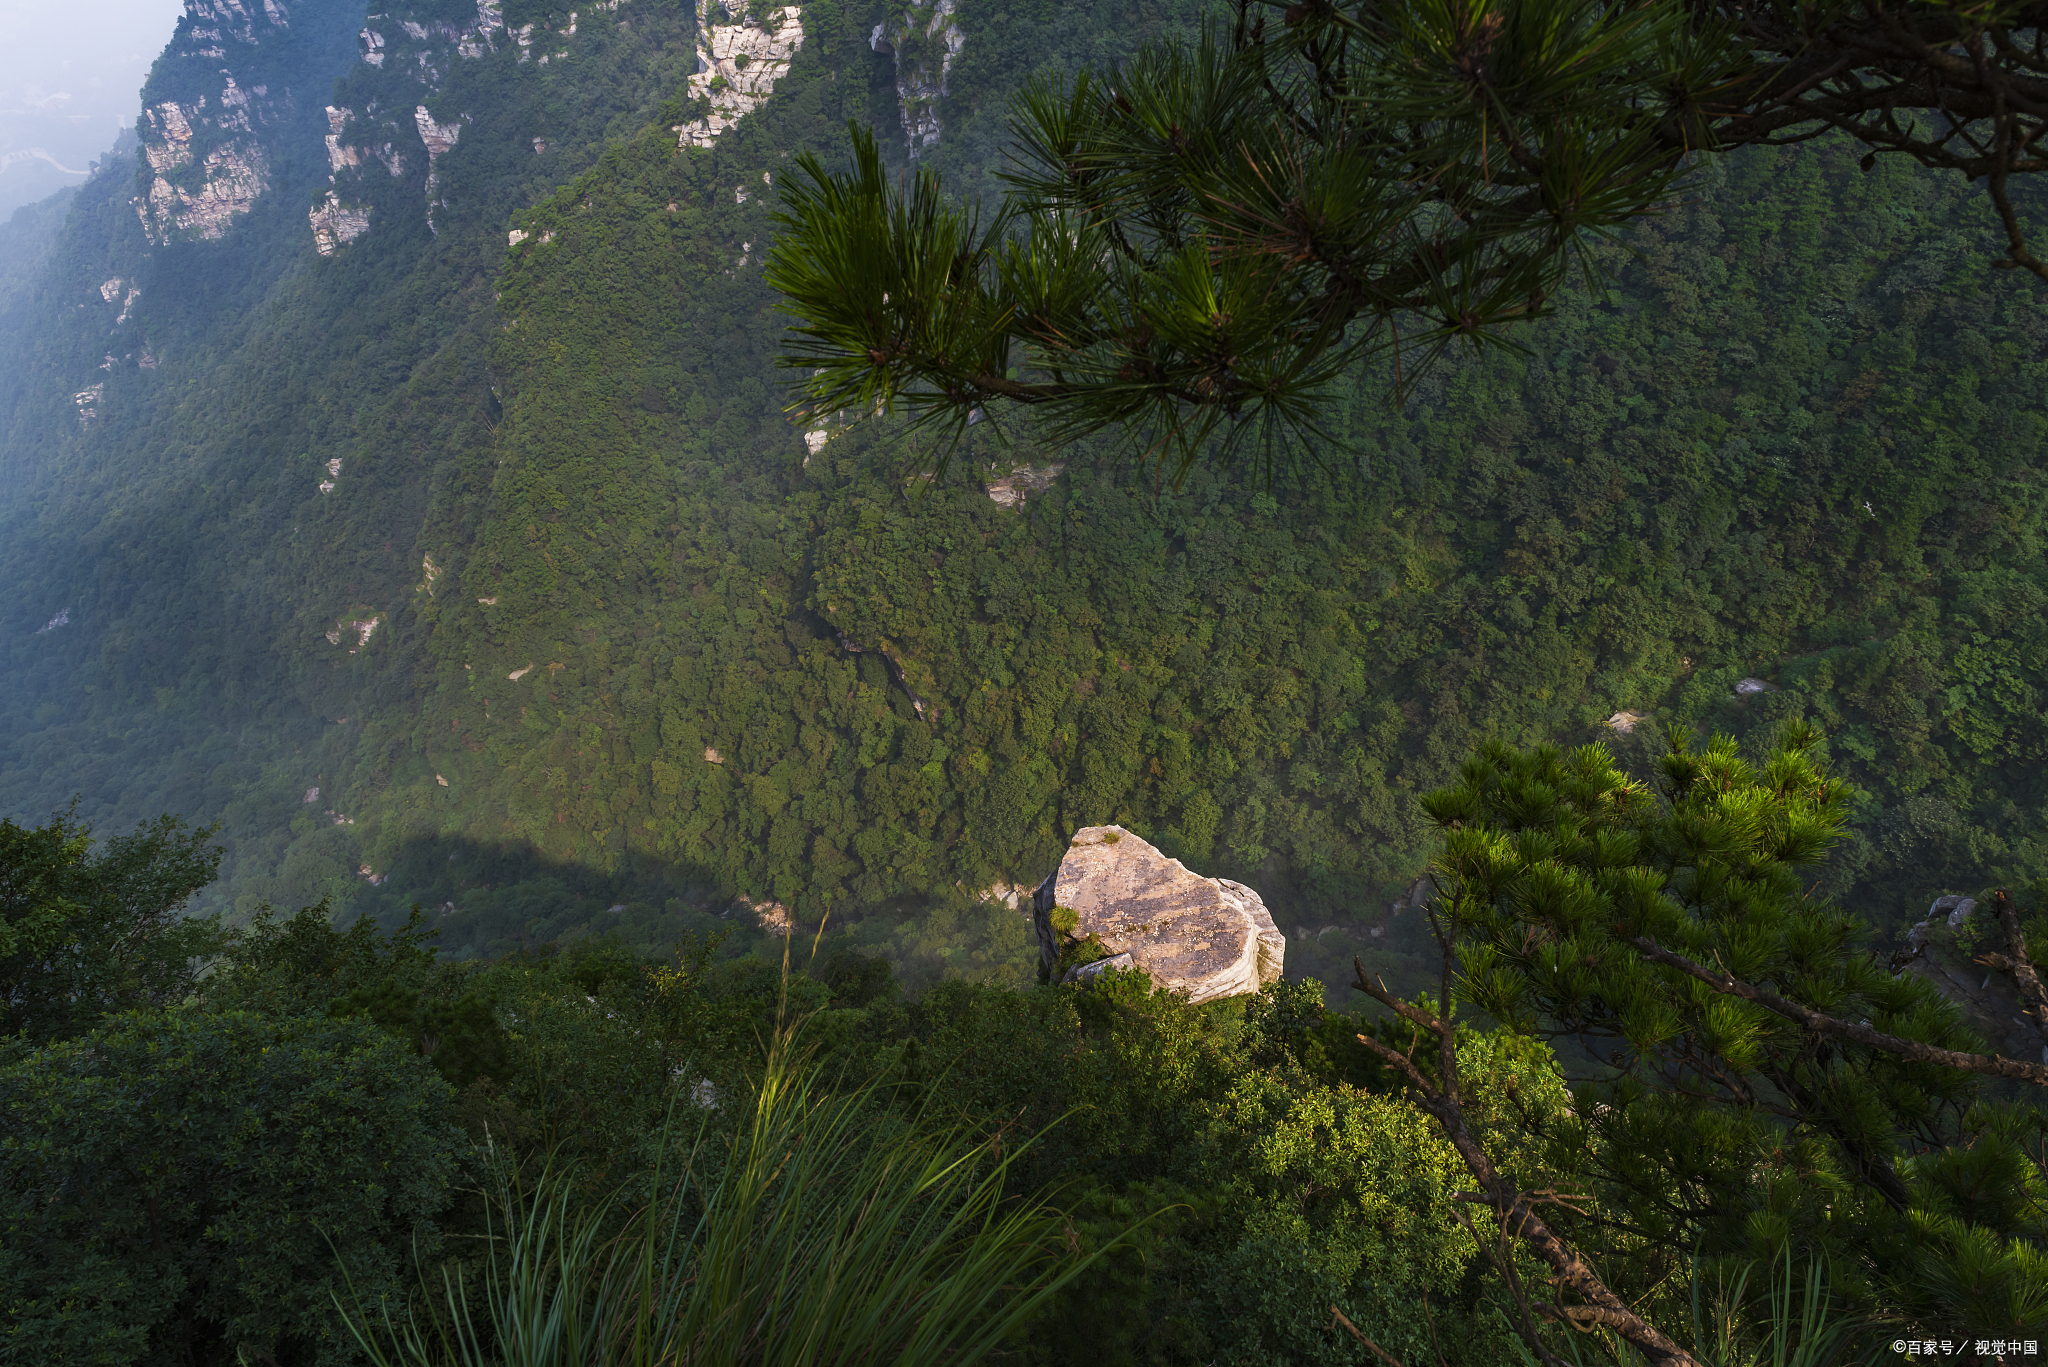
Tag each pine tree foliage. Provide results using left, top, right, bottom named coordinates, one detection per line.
left=771, top=0, right=2048, bottom=474
left=1361, top=726, right=2048, bottom=1354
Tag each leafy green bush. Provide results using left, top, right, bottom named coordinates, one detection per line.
left=1, top=1009, right=461, bottom=1367
left=0, top=807, right=222, bottom=1044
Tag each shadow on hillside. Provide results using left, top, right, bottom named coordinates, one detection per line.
left=323, top=829, right=1452, bottom=1007
left=340, top=832, right=744, bottom=963
left=331, top=829, right=1048, bottom=992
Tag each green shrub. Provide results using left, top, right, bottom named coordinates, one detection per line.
left=1, top=1009, right=461, bottom=1367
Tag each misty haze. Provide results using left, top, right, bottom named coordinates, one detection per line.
left=0, top=0, right=181, bottom=217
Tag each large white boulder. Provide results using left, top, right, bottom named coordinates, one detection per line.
left=1032, top=825, right=1284, bottom=1004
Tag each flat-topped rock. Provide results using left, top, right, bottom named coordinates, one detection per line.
left=1032, top=826, right=1284, bottom=1004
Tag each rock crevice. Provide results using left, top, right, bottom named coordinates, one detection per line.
left=870, top=0, right=962, bottom=156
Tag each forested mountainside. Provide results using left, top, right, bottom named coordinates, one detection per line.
left=0, top=0, right=2042, bottom=995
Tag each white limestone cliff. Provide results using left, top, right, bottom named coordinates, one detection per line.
left=309, top=106, right=376, bottom=255
left=870, top=0, right=962, bottom=156
left=985, top=463, right=1062, bottom=509
left=324, top=105, right=360, bottom=174
left=136, top=93, right=271, bottom=243
left=316, top=1, right=513, bottom=252
left=310, top=192, right=371, bottom=255
left=674, top=0, right=805, bottom=148
left=323, top=614, right=380, bottom=648
left=132, top=6, right=293, bottom=245
left=326, top=105, right=405, bottom=180
left=415, top=105, right=465, bottom=230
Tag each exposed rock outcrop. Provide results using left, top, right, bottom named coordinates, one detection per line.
left=986, top=463, right=1062, bottom=509
left=415, top=106, right=463, bottom=162
left=137, top=0, right=399, bottom=249
left=1032, top=825, right=1284, bottom=1004
left=1895, top=893, right=2048, bottom=1063
left=137, top=100, right=270, bottom=243
left=323, top=614, right=380, bottom=648
left=870, top=0, right=962, bottom=155
left=415, top=105, right=465, bottom=229
left=674, top=0, right=804, bottom=149
left=974, top=881, right=1035, bottom=911
left=740, top=895, right=792, bottom=934
left=309, top=191, right=371, bottom=255
left=133, top=10, right=290, bottom=247
left=325, top=119, right=405, bottom=179
left=313, top=0, right=513, bottom=252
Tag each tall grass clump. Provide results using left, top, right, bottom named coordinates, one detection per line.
left=340, top=1025, right=1115, bottom=1366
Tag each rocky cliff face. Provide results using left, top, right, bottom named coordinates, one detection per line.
left=318, top=0, right=513, bottom=247
left=674, top=0, right=807, bottom=149
left=136, top=62, right=279, bottom=243
left=130, top=0, right=363, bottom=247
left=308, top=190, right=370, bottom=256
left=985, top=463, right=1062, bottom=509
left=1033, top=825, right=1284, bottom=1004
left=870, top=0, right=962, bottom=156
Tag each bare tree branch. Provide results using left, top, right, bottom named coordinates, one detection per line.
left=1986, top=889, right=2048, bottom=1028
left=1329, top=1305, right=1412, bottom=1367
left=1350, top=958, right=1706, bottom=1367
left=1445, top=1200, right=1573, bottom=1367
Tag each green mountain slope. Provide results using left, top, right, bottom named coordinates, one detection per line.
left=0, top=0, right=2041, bottom=994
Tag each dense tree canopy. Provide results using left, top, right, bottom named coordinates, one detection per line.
left=0, top=0, right=2043, bottom=1360
left=1, top=1009, right=460, bottom=1367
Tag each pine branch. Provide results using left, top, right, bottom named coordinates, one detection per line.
left=1620, top=935, right=2048, bottom=1087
